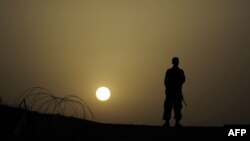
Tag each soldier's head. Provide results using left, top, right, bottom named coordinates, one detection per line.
left=172, top=57, right=179, bottom=67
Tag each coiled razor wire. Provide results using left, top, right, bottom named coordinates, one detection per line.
left=14, top=87, right=94, bottom=120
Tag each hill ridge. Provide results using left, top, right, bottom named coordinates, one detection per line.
left=0, top=104, right=223, bottom=140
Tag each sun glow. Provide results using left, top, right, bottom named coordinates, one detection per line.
left=96, top=87, right=111, bottom=101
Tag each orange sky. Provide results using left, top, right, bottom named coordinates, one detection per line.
left=0, top=0, right=250, bottom=126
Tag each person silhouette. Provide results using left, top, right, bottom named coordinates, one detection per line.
left=163, top=57, right=185, bottom=127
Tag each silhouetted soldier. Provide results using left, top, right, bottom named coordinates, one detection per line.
left=163, top=57, right=185, bottom=127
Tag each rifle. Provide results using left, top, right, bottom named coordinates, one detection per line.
left=181, top=94, right=187, bottom=106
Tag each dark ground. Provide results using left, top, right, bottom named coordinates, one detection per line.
left=0, top=104, right=233, bottom=141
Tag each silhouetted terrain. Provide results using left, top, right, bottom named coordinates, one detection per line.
left=0, top=104, right=224, bottom=140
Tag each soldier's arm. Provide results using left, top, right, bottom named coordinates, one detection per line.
left=164, top=70, right=169, bottom=87
left=182, top=70, right=185, bottom=84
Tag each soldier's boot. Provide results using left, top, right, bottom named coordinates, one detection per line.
left=175, top=120, right=183, bottom=127
left=163, top=121, right=170, bottom=128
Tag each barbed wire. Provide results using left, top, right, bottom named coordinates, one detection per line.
left=13, top=87, right=94, bottom=120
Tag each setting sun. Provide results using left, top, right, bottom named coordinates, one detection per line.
left=96, top=87, right=111, bottom=101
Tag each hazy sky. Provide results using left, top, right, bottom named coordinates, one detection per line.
left=1, top=0, right=250, bottom=126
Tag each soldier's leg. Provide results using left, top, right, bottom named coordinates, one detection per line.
left=163, top=96, right=174, bottom=126
left=174, top=98, right=182, bottom=127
